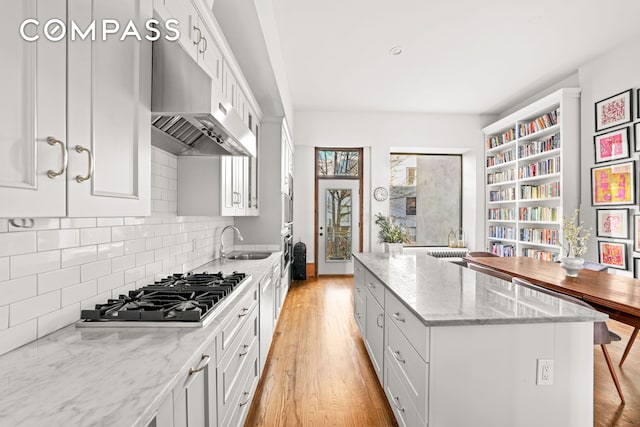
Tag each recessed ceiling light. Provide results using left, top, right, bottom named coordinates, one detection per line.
left=389, top=46, right=403, bottom=56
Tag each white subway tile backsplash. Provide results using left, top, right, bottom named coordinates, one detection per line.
left=37, top=303, right=79, bottom=337
left=10, top=291, right=60, bottom=326
left=0, top=148, right=237, bottom=356
left=111, top=254, right=136, bottom=273
left=97, top=241, right=125, bottom=260
left=0, top=276, right=37, bottom=306
left=60, top=218, right=96, bottom=229
left=0, top=320, right=36, bottom=356
left=80, top=227, right=111, bottom=246
left=11, top=250, right=60, bottom=279
left=0, top=306, right=8, bottom=330
left=80, top=260, right=111, bottom=282
left=97, top=272, right=125, bottom=294
left=37, top=229, right=80, bottom=251
left=61, top=246, right=97, bottom=268
left=0, top=257, right=8, bottom=281
left=124, top=266, right=145, bottom=284
left=61, top=280, right=97, bottom=307
left=96, top=218, right=124, bottom=227
left=0, top=231, right=36, bottom=257
left=135, top=250, right=154, bottom=267
left=112, top=225, right=136, bottom=242
left=38, top=266, right=81, bottom=294
left=124, top=238, right=146, bottom=255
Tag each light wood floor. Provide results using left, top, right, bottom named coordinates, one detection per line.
left=245, top=276, right=640, bottom=427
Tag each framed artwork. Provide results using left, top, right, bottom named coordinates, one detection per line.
left=598, top=241, right=628, bottom=270
left=635, top=122, right=640, bottom=151
left=595, top=89, right=632, bottom=132
left=635, top=258, right=640, bottom=278
left=637, top=88, right=640, bottom=119
left=634, top=214, right=640, bottom=252
left=591, top=160, right=636, bottom=206
left=594, top=127, right=630, bottom=163
left=596, top=208, right=629, bottom=238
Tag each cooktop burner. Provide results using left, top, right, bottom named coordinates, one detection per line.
left=78, top=271, right=250, bottom=326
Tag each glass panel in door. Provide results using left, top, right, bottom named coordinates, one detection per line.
left=325, top=188, right=353, bottom=262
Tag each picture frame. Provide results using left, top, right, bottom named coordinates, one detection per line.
left=635, top=122, right=640, bottom=152
left=591, top=160, right=636, bottom=206
left=598, top=241, right=628, bottom=270
left=595, top=89, right=632, bottom=132
left=634, top=214, right=640, bottom=252
left=596, top=208, right=629, bottom=238
left=593, top=127, right=630, bottom=163
left=635, top=258, right=640, bottom=278
left=637, top=88, right=640, bottom=119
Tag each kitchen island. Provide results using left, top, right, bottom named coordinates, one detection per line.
left=353, top=252, right=606, bottom=427
left=0, top=252, right=283, bottom=427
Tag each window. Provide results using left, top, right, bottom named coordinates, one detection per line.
left=318, top=150, right=360, bottom=178
left=390, top=154, right=462, bottom=246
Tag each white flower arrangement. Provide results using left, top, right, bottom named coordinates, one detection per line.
left=561, top=209, right=591, bottom=258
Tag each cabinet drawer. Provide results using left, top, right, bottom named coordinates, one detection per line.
left=384, top=357, right=419, bottom=427
left=218, top=282, right=258, bottom=355
left=223, top=345, right=260, bottom=427
left=354, top=259, right=365, bottom=285
left=385, top=291, right=429, bottom=362
left=386, top=316, right=428, bottom=423
left=364, top=270, right=385, bottom=306
left=217, top=306, right=258, bottom=423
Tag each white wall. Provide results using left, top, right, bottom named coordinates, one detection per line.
left=292, top=111, right=494, bottom=260
left=578, top=36, right=640, bottom=275
left=0, top=147, right=234, bottom=356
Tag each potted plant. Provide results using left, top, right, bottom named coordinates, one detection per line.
left=374, top=213, right=410, bottom=254
left=560, top=209, right=591, bottom=277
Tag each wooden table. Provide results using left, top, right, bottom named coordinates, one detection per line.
left=465, top=256, right=640, bottom=365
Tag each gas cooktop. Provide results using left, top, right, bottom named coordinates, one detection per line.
left=76, top=271, right=251, bottom=328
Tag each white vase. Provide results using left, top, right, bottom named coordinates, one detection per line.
left=384, top=242, right=403, bottom=255
left=560, top=256, right=584, bottom=277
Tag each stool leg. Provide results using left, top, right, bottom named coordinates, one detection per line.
left=619, top=327, right=639, bottom=367
left=602, top=345, right=625, bottom=404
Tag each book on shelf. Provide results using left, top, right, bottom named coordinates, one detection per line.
left=518, top=206, right=558, bottom=222
left=518, top=157, right=560, bottom=179
left=517, top=108, right=560, bottom=138
left=518, top=133, right=561, bottom=159
left=519, top=228, right=559, bottom=246
left=522, top=248, right=558, bottom=262
left=489, top=242, right=516, bottom=257
left=487, top=168, right=516, bottom=184
left=486, top=128, right=516, bottom=149
left=520, top=181, right=560, bottom=199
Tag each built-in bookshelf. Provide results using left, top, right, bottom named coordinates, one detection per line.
left=482, top=88, right=580, bottom=261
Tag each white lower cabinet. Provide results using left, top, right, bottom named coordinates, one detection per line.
left=354, top=263, right=429, bottom=427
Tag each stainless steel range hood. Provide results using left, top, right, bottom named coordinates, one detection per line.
left=151, top=37, right=256, bottom=157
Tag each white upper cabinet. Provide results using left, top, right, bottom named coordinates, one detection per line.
left=66, top=0, right=151, bottom=217
left=0, top=0, right=67, bottom=218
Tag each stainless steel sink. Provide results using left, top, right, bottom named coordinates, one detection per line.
left=226, top=252, right=272, bottom=260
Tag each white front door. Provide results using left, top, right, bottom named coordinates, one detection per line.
left=318, top=180, right=360, bottom=275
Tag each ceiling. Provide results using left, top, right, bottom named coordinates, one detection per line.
left=270, top=0, right=640, bottom=115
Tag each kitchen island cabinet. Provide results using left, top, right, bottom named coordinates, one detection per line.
left=0, top=253, right=283, bottom=427
left=353, top=252, right=606, bottom=427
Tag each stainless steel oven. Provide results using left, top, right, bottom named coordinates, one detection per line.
left=282, top=222, right=293, bottom=278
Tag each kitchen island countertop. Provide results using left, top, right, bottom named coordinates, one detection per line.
left=0, top=252, right=282, bottom=427
left=353, top=252, right=607, bottom=326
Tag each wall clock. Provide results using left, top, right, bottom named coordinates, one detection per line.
left=373, top=187, right=388, bottom=201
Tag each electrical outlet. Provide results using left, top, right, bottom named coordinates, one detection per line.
left=536, top=359, right=554, bottom=385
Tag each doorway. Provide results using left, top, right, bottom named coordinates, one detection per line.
left=315, top=148, right=363, bottom=276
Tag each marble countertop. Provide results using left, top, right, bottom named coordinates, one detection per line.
left=353, top=252, right=607, bottom=326
left=0, top=252, right=282, bottom=427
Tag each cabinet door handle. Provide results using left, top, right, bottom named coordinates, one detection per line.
left=199, top=36, right=208, bottom=54
left=238, top=307, right=249, bottom=317
left=392, top=396, right=405, bottom=412
left=393, top=350, right=406, bottom=364
left=239, top=344, right=250, bottom=356
left=75, top=145, right=94, bottom=183
left=392, top=312, right=405, bottom=323
left=355, top=313, right=361, bottom=319
left=46, top=137, right=67, bottom=179
left=192, top=26, right=202, bottom=45
left=239, top=391, right=251, bottom=407
left=188, top=353, right=210, bottom=375
left=368, top=282, right=375, bottom=289
left=376, top=313, right=384, bottom=328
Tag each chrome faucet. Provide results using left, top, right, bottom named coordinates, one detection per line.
left=219, top=225, right=244, bottom=264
